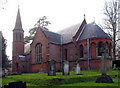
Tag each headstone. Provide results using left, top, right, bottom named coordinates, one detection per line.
left=113, top=60, right=120, bottom=68
left=41, top=58, right=45, bottom=73
left=4, top=81, right=26, bottom=88
left=113, top=64, right=116, bottom=69
left=2, top=69, right=5, bottom=77
left=63, top=60, right=69, bottom=75
left=75, top=63, right=80, bottom=75
left=48, top=59, right=56, bottom=76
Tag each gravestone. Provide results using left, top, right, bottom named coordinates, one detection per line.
left=4, top=81, right=26, bottom=88
left=63, top=60, right=69, bottom=75
left=41, top=58, right=45, bottom=73
left=113, top=60, right=120, bottom=68
left=2, top=69, right=5, bottom=77
left=113, top=64, right=116, bottom=69
left=48, top=59, right=56, bottom=76
left=74, top=63, right=80, bottom=75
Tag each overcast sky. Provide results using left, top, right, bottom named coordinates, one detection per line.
left=0, top=0, right=110, bottom=60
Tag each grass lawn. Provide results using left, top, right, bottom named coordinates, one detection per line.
left=1, top=70, right=120, bottom=88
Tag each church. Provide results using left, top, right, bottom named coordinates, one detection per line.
left=12, top=8, right=112, bottom=73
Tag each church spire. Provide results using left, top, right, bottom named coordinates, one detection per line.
left=14, top=8, right=23, bottom=30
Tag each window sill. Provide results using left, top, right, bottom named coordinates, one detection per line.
left=108, top=56, right=112, bottom=59
left=98, top=56, right=102, bottom=58
left=80, top=58, right=84, bottom=60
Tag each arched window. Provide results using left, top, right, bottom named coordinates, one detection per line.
left=65, top=49, right=67, bottom=60
left=16, top=33, right=17, bottom=40
left=98, top=42, right=103, bottom=56
left=36, top=43, right=42, bottom=63
left=80, top=45, right=84, bottom=58
left=90, top=42, right=96, bottom=59
left=20, top=33, right=22, bottom=40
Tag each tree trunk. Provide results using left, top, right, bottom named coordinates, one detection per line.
left=113, top=27, right=116, bottom=61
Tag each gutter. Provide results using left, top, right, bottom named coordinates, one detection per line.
left=60, top=35, right=63, bottom=71
left=87, top=38, right=90, bottom=70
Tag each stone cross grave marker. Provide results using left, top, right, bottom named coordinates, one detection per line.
left=48, top=59, right=56, bottom=76
left=100, top=43, right=107, bottom=75
left=63, top=60, right=69, bottom=75
left=75, top=63, right=80, bottom=75
left=96, top=43, right=113, bottom=83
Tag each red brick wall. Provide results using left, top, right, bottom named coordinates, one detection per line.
left=49, top=44, right=61, bottom=62
left=30, top=28, right=61, bottom=72
left=13, top=30, right=24, bottom=57
left=30, top=64, right=42, bottom=72
left=26, top=30, right=112, bottom=72
left=90, top=43, right=96, bottom=58
left=12, top=29, right=24, bottom=72
left=63, top=43, right=77, bottom=62
left=12, top=57, right=28, bottom=73
left=49, top=44, right=61, bottom=71
left=30, top=28, right=49, bottom=63
left=26, top=54, right=30, bottom=72
left=77, top=38, right=112, bottom=59
left=13, top=42, right=24, bottom=56
left=79, top=59, right=112, bottom=70
left=30, top=27, right=49, bottom=72
left=18, top=61, right=28, bottom=73
left=30, top=62, right=61, bottom=72
left=62, top=43, right=79, bottom=70
left=62, top=38, right=112, bottom=71
left=12, top=57, right=17, bottom=72
left=77, top=40, right=88, bottom=59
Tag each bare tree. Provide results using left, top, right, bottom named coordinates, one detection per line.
left=0, top=0, right=7, bottom=9
left=103, top=0, right=118, bottom=60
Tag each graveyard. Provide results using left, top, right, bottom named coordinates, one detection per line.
left=1, top=69, right=119, bottom=87
left=0, top=0, right=120, bottom=88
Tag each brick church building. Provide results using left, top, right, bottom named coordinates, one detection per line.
left=12, top=8, right=112, bottom=73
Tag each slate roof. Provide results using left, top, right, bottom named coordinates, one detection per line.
left=41, top=27, right=61, bottom=44
left=14, top=8, right=23, bottom=30
left=77, top=22, right=110, bottom=41
left=24, top=22, right=111, bottom=54
left=58, top=23, right=81, bottom=44
left=24, top=28, right=61, bottom=54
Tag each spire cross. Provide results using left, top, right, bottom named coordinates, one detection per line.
left=93, top=17, right=95, bottom=23
left=84, top=14, right=86, bottom=19
left=18, top=4, right=20, bottom=8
